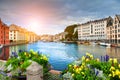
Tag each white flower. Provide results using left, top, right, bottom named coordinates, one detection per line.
left=7, top=64, right=12, bottom=71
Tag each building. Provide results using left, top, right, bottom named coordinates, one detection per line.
left=53, top=32, right=68, bottom=41
left=0, top=19, right=10, bottom=45
left=40, top=35, right=53, bottom=42
left=78, top=17, right=113, bottom=41
left=9, top=24, right=25, bottom=42
left=111, top=15, right=120, bottom=44
left=9, top=24, right=39, bottom=43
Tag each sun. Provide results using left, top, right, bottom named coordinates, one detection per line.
left=28, top=19, right=41, bottom=31
left=30, top=21, right=39, bottom=27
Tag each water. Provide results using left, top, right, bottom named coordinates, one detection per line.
left=0, top=41, right=120, bottom=71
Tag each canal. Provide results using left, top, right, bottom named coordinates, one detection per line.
left=0, top=41, right=120, bottom=71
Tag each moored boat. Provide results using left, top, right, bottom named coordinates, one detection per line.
left=100, top=42, right=111, bottom=47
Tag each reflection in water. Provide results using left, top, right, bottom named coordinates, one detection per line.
left=9, top=45, right=28, bottom=57
left=106, top=47, right=120, bottom=59
left=0, top=41, right=120, bottom=70
left=0, top=47, right=9, bottom=60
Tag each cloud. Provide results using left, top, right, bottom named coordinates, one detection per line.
left=0, top=0, right=120, bottom=34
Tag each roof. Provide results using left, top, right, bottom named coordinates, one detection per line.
left=80, top=16, right=112, bottom=26
left=116, top=15, right=120, bottom=21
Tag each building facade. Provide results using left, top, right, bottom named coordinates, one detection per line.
left=9, top=24, right=39, bottom=43
left=78, top=17, right=113, bottom=41
left=111, top=15, right=120, bottom=44
left=0, top=19, right=10, bottom=45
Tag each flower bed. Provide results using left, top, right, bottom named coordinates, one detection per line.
left=4, top=49, right=50, bottom=79
left=62, top=53, right=120, bottom=80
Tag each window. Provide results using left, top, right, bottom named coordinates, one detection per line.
left=115, top=25, right=117, bottom=29
left=115, top=30, right=117, bottom=33
left=118, top=34, right=120, bottom=37
left=118, top=29, right=120, bottom=32
left=91, top=25, right=93, bottom=34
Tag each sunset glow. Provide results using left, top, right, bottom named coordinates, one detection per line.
left=28, top=19, right=41, bottom=32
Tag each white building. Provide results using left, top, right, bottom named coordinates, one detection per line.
left=78, top=17, right=112, bottom=41
left=111, top=15, right=120, bottom=44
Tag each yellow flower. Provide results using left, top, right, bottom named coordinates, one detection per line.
left=42, top=55, right=48, bottom=61
left=81, top=65, right=84, bottom=69
left=112, top=71, right=115, bottom=77
left=115, top=69, right=120, bottom=75
left=69, top=64, right=72, bottom=67
left=82, top=62, right=85, bottom=66
left=29, top=54, right=31, bottom=57
left=24, top=52, right=27, bottom=55
left=74, top=65, right=77, bottom=69
left=82, top=56, right=85, bottom=61
left=75, top=68, right=80, bottom=73
left=90, top=55, right=93, bottom=59
left=81, top=72, right=84, bottom=75
left=72, top=74, right=74, bottom=77
left=85, top=58, right=89, bottom=62
left=110, top=66, right=115, bottom=71
left=113, top=58, right=118, bottom=64
left=109, top=58, right=113, bottom=62
left=109, top=74, right=112, bottom=77
left=30, top=49, right=34, bottom=52
left=86, top=52, right=91, bottom=56
left=78, top=67, right=82, bottom=71
left=119, top=64, right=120, bottom=68
left=96, top=58, right=100, bottom=62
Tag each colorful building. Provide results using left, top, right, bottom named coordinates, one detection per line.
left=0, top=19, right=10, bottom=45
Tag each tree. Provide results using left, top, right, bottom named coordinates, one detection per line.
left=73, top=31, right=78, bottom=41
left=64, top=24, right=78, bottom=41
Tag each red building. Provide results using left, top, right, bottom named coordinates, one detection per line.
left=0, top=19, right=10, bottom=45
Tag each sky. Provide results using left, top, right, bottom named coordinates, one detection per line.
left=0, top=0, right=120, bottom=35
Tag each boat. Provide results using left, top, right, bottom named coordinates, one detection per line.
left=0, top=44, right=3, bottom=48
left=100, top=42, right=111, bottom=47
